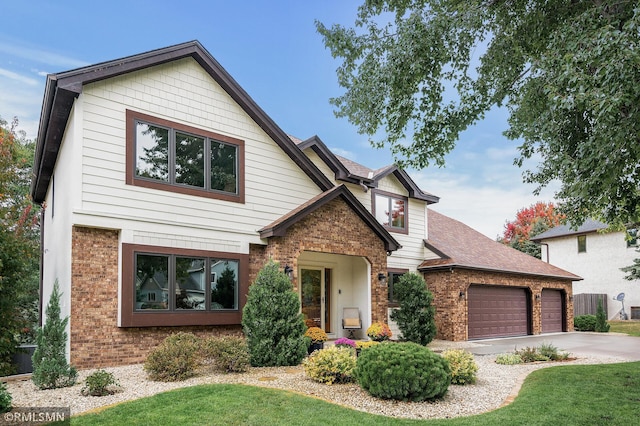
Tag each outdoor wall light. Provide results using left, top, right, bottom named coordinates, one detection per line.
left=378, top=273, right=388, bottom=286
left=535, top=293, right=541, bottom=301
left=284, top=265, right=293, bottom=279
left=459, top=290, right=466, bottom=300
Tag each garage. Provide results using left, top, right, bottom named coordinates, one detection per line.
left=541, top=289, right=564, bottom=333
left=467, top=285, right=529, bottom=339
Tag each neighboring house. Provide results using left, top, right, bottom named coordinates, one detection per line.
left=31, top=41, right=579, bottom=368
left=531, top=219, right=640, bottom=320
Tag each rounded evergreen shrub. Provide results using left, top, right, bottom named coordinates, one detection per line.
left=355, top=342, right=451, bottom=401
left=574, top=315, right=597, bottom=331
left=200, top=335, right=250, bottom=373
left=144, top=332, right=201, bottom=381
left=441, top=349, right=478, bottom=385
left=81, top=369, right=121, bottom=396
left=303, top=346, right=357, bottom=384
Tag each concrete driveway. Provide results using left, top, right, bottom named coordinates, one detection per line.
left=465, top=332, right=640, bottom=361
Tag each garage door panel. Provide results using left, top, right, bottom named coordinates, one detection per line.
left=468, top=285, right=529, bottom=339
left=542, top=289, right=563, bottom=333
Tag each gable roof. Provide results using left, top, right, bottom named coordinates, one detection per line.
left=294, top=135, right=439, bottom=204
left=419, top=209, right=581, bottom=280
left=530, top=219, right=609, bottom=242
left=31, top=40, right=333, bottom=204
left=259, top=185, right=401, bottom=252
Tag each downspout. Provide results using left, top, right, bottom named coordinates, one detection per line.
left=359, top=180, right=368, bottom=192
left=39, top=207, right=45, bottom=326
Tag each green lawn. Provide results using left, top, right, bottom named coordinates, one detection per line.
left=609, top=320, right=640, bottom=337
left=66, top=362, right=640, bottom=426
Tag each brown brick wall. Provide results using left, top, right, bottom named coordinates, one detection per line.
left=70, top=226, right=241, bottom=369
left=262, top=198, right=389, bottom=323
left=423, top=268, right=574, bottom=341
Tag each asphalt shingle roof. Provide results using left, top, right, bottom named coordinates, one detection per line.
left=530, top=219, right=608, bottom=242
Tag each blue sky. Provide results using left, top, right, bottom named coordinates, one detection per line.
left=0, top=0, right=556, bottom=238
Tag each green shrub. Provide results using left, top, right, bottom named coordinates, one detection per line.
left=574, top=315, right=597, bottom=331
left=0, top=382, right=11, bottom=414
left=303, top=346, right=357, bottom=384
left=144, top=332, right=201, bottom=381
left=31, top=281, right=77, bottom=389
left=201, top=336, right=250, bottom=373
left=495, top=353, right=523, bottom=365
left=242, top=261, right=307, bottom=367
left=81, top=369, right=120, bottom=396
left=538, top=343, right=570, bottom=361
left=595, top=299, right=610, bottom=332
left=389, top=273, right=437, bottom=345
left=355, top=342, right=451, bottom=401
left=441, top=349, right=478, bottom=385
left=515, top=346, right=549, bottom=362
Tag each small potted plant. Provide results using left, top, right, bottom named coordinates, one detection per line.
left=304, top=327, right=328, bottom=354
left=366, top=322, right=392, bottom=342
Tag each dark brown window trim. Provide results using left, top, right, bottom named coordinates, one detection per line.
left=120, top=243, right=249, bottom=327
left=371, top=189, right=409, bottom=235
left=125, top=109, right=245, bottom=204
left=387, top=268, right=409, bottom=307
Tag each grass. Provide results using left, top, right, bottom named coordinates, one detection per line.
left=64, top=362, right=640, bottom=426
left=609, top=320, right=640, bottom=337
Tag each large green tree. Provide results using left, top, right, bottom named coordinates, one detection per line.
left=0, top=116, right=40, bottom=375
left=317, top=1, right=640, bottom=228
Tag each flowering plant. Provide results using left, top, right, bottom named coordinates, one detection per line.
left=355, top=340, right=380, bottom=350
left=304, top=326, right=328, bottom=343
left=366, top=322, right=392, bottom=341
left=334, top=337, right=356, bottom=348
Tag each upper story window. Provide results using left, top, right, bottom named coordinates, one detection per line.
left=126, top=110, right=244, bottom=203
left=372, top=190, right=408, bottom=234
left=577, top=235, right=587, bottom=253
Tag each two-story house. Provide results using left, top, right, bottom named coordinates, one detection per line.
left=31, top=41, right=579, bottom=368
left=532, top=219, right=640, bottom=320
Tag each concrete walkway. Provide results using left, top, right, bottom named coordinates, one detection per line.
left=465, top=332, right=640, bottom=361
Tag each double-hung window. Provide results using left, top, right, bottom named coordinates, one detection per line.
left=126, top=110, right=244, bottom=203
left=373, top=190, right=408, bottom=233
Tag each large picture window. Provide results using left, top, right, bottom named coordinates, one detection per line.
left=372, top=190, right=408, bottom=233
left=122, top=244, right=248, bottom=327
left=127, top=110, right=244, bottom=203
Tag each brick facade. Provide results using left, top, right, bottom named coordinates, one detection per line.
left=70, top=226, right=241, bottom=369
left=423, top=268, right=574, bottom=341
left=257, top=198, right=389, bottom=323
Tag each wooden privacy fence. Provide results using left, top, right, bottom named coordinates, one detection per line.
left=573, top=293, right=608, bottom=316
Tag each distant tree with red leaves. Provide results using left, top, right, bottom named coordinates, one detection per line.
left=500, top=202, right=564, bottom=258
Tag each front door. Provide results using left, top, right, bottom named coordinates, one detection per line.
left=301, top=268, right=324, bottom=330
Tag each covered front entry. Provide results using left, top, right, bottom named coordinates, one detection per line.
left=299, top=251, right=370, bottom=338
left=467, top=285, right=530, bottom=339
left=541, top=289, right=564, bottom=333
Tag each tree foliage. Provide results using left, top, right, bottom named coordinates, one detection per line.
left=500, top=201, right=564, bottom=258
left=241, top=260, right=308, bottom=367
left=317, top=1, right=640, bottom=227
left=0, top=116, right=40, bottom=375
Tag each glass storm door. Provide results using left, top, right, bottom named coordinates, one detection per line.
left=301, top=268, right=324, bottom=330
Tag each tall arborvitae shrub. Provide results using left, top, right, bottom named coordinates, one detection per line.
left=242, top=260, right=307, bottom=366
left=390, top=273, right=437, bottom=345
left=595, top=298, right=610, bottom=333
left=31, top=281, right=77, bottom=389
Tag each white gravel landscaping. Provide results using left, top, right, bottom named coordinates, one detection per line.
left=3, top=341, right=630, bottom=420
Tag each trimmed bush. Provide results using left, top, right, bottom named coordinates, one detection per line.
left=201, top=335, right=250, bottom=373
left=574, top=315, right=597, bottom=331
left=441, top=349, right=478, bottom=385
left=144, top=332, right=201, bottom=381
left=0, top=382, right=11, bottom=414
left=495, top=353, right=523, bottom=365
left=81, top=369, right=120, bottom=396
left=31, top=281, right=77, bottom=390
left=389, top=273, right=437, bottom=345
left=303, top=347, right=357, bottom=384
left=242, top=261, right=307, bottom=367
left=595, top=299, right=610, bottom=332
left=355, top=342, right=451, bottom=401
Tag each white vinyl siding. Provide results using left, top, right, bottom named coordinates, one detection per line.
left=74, top=58, right=321, bottom=249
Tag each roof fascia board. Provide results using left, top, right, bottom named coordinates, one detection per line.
left=423, top=239, right=451, bottom=260
left=391, top=169, right=440, bottom=204
left=418, top=264, right=582, bottom=281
